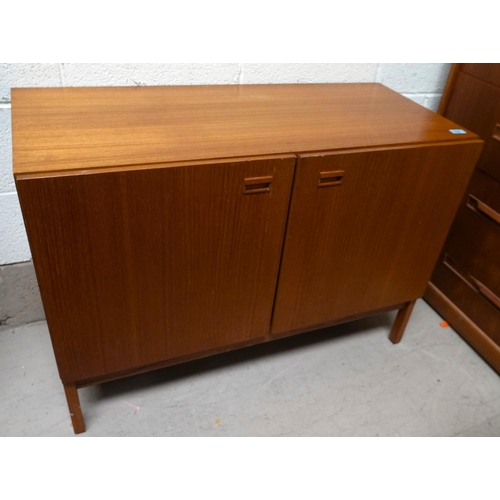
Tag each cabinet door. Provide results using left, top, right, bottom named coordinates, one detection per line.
left=17, top=156, right=295, bottom=382
left=271, top=143, right=482, bottom=334
left=461, top=63, right=500, bottom=89
left=445, top=71, right=500, bottom=182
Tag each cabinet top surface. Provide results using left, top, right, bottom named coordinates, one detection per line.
left=11, top=83, right=477, bottom=174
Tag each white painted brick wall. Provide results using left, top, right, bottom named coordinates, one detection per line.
left=240, top=63, right=379, bottom=84
left=0, top=63, right=61, bottom=103
left=0, top=108, right=14, bottom=193
left=62, top=63, right=242, bottom=86
left=0, top=63, right=451, bottom=265
left=0, top=192, right=31, bottom=264
left=379, top=63, right=452, bottom=112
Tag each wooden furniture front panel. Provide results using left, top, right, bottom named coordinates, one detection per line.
left=424, top=64, right=500, bottom=375
left=271, top=143, right=482, bottom=334
left=430, top=168, right=500, bottom=343
left=445, top=71, right=500, bottom=183
left=17, top=156, right=295, bottom=383
left=461, top=64, right=500, bottom=89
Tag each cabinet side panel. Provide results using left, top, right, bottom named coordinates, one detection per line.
left=16, top=176, right=109, bottom=380
left=17, top=156, right=295, bottom=382
left=272, top=142, right=482, bottom=334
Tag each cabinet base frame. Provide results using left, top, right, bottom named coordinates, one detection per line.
left=61, top=300, right=415, bottom=434
left=424, top=282, right=500, bottom=375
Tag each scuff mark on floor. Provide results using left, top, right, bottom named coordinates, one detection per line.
left=121, top=400, right=140, bottom=415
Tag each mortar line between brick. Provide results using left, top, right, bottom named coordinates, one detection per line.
left=238, top=63, right=243, bottom=84
left=59, top=63, right=66, bottom=86
left=403, top=92, right=441, bottom=95
left=0, top=103, right=12, bottom=108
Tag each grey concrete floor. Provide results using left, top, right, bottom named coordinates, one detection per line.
left=1, top=299, right=500, bottom=436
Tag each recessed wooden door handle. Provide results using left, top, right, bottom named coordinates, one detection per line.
left=492, top=123, right=500, bottom=142
left=318, top=170, right=344, bottom=187
left=243, top=176, right=273, bottom=194
left=467, top=195, right=500, bottom=227
left=476, top=281, right=500, bottom=310
left=444, top=254, right=500, bottom=310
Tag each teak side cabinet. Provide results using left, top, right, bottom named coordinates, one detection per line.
left=12, top=83, right=483, bottom=433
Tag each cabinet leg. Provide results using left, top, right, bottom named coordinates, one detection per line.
left=63, top=382, right=86, bottom=434
left=389, top=300, right=416, bottom=344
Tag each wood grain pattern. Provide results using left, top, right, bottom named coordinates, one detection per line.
left=16, top=155, right=295, bottom=382
left=12, top=83, right=484, bottom=433
left=271, top=142, right=482, bottom=334
left=76, top=303, right=406, bottom=388
left=478, top=126, right=500, bottom=184
left=427, top=65, right=500, bottom=374
left=461, top=63, right=500, bottom=89
left=445, top=71, right=500, bottom=140
left=469, top=195, right=500, bottom=226
left=444, top=70, right=500, bottom=182
left=429, top=168, right=500, bottom=343
left=389, top=301, right=416, bottom=344
left=441, top=169, right=500, bottom=302
left=11, top=84, right=477, bottom=175
left=63, top=383, right=85, bottom=434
